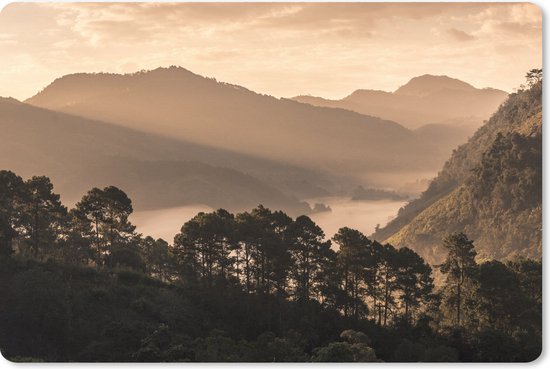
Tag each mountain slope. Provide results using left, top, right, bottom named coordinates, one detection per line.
left=373, top=82, right=542, bottom=263
left=25, top=67, right=449, bottom=178
left=0, top=97, right=314, bottom=214
left=293, top=74, right=508, bottom=130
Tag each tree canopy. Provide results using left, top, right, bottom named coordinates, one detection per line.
left=0, top=168, right=541, bottom=362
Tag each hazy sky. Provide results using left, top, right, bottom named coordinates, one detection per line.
left=0, top=2, right=542, bottom=100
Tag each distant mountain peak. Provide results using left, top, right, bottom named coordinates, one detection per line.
left=291, top=74, right=508, bottom=130
left=394, top=74, right=476, bottom=96
left=344, top=89, right=392, bottom=101
left=0, top=96, right=22, bottom=105
left=27, top=65, right=255, bottom=105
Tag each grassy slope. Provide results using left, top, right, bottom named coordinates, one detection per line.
left=373, top=84, right=542, bottom=263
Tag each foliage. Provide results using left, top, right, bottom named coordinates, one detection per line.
left=377, top=76, right=542, bottom=264
left=0, top=170, right=541, bottom=362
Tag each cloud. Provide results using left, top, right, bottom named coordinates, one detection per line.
left=494, top=21, right=542, bottom=37
left=447, top=28, right=476, bottom=42
left=0, top=32, right=15, bottom=45
left=0, top=2, right=542, bottom=100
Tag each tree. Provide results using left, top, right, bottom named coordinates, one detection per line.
left=364, top=241, right=384, bottom=324
left=73, top=186, right=136, bottom=266
left=107, top=243, right=146, bottom=272
left=395, top=247, right=434, bottom=323
left=101, top=186, right=135, bottom=249
left=141, top=236, right=176, bottom=282
left=507, top=258, right=542, bottom=304
left=19, top=176, right=67, bottom=259
left=73, top=188, right=107, bottom=264
left=60, top=211, right=95, bottom=265
left=525, top=68, right=542, bottom=87
left=252, top=207, right=293, bottom=296
left=379, top=243, right=400, bottom=325
left=249, top=331, right=308, bottom=362
left=333, top=227, right=371, bottom=318
left=439, top=232, right=477, bottom=327
left=312, top=330, right=378, bottom=362
left=233, top=206, right=292, bottom=296
left=174, top=209, right=234, bottom=287
left=475, top=260, right=522, bottom=332
left=314, top=246, right=342, bottom=309
left=0, top=170, right=25, bottom=257
left=234, top=211, right=257, bottom=293
left=312, top=342, right=354, bottom=362
left=288, top=215, right=332, bottom=301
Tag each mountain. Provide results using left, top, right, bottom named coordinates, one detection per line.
left=25, top=67, right=452, bottom=180
left=0, top=97, right=320, bottom=214
left=293, top=74, right=508, bottom=130
left=372, top=81, right=542, bottom=264
left=394, top=74, right=478, bottom=96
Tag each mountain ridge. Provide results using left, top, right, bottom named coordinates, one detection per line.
left=25, top=66, right=458, bottom=181
left=394, top=74, right=478, bottom=96
left=373, top=80, right=542, bottom=263
left=293, top=74, right=508, bottom=130
left=0, top=97, right=328, bottom=214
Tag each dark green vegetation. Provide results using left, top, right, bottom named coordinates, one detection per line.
left=0, top=170, right=541, bottom=362
left=373, top=72, right=542, bottom=264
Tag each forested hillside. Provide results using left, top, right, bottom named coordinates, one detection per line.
left=373, top=71, right=542, bottom=263
left=0, top=169, right=542, bottom=362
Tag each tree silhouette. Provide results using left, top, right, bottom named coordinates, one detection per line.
left=0, top=171, right=26, bottom=257
left=20, top=176, right=67, bottom=259
left=0, top=167, right=542, bottom=362
left=73, top=186, right=135, bottom=266
left=439, top=232, right=477, bottom=326
left=525, top=68, right=542, bottom=87
left=288, top=215, right=331, bottom=301
left=333, top=227, right=370, bottom=318
left=395, top=247, right=434, bottom=322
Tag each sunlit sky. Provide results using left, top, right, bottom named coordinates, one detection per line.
left=0, top=2, right=542, bottom=100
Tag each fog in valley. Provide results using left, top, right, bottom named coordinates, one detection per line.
left=308, top=198, right=407, bottom=241
left=131, top=204, right=214, bottom=242
left=131, top=198, right=407, bottom=243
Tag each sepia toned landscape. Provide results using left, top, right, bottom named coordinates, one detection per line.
left=0, top=2, right=542, bottom=362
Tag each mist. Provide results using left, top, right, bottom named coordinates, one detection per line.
left=308, top=197, right=407, bottom=240
left=130, top=198, right=407, bottom=243
left=131, top=204, right=214, bottom=242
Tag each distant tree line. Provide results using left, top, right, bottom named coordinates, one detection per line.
left=0, top=169, right=541, bottom=362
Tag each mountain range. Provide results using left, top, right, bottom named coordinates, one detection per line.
left=26, top=67, right=476, bottom=181
left=1, top=67, right=517, bottom=223
left=0, top=97, right=319, bottom=214
left=293, top=74, right=507, bottom=130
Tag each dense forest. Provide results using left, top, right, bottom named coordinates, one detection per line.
left=374, top=71, right=542, bottom=263
left=0, top=169, right=541, bottom=362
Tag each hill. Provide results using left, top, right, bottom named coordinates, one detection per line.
left=26, top=67, right=454, bottom=179
left=0, top=97, right=316, bottom=214
left=293, top=74, right=508, bottom=130
left=373, top=80, right=542, bottom=263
